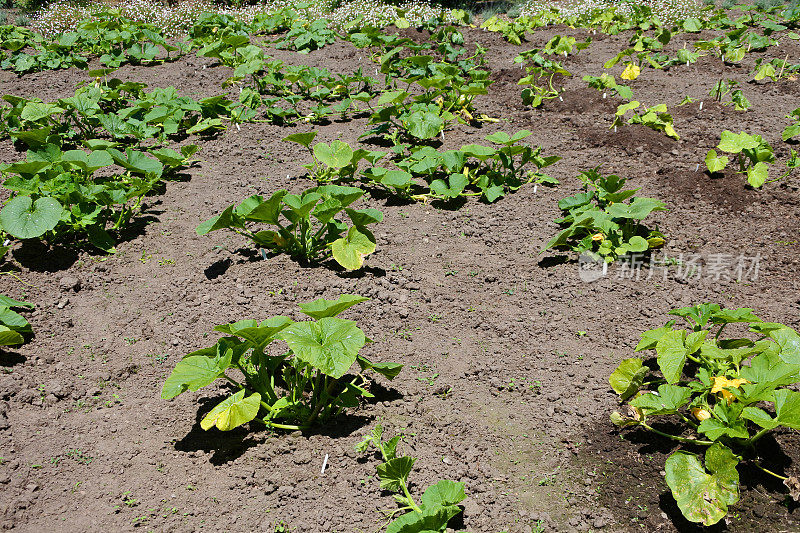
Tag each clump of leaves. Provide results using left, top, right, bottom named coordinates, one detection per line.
left=162, top=295, right=401, bottom=431
left=542, top=168, right=666, bottom=263
left=583, top=73, right=633, bottom=100
left=611, top=101, right=679, bottom=140
left=0, top=294, right=33, bottom=346
left=512, top=49, right=571, bottom=108
left=704, top=130, right=776, bottom=187
left=283, top=132, right=385, bottom=183
left=356, top=423, right=466, bottom=532
left=196, top=184, right=382, bottom=271
left=610, top=303, right=800, bottom=526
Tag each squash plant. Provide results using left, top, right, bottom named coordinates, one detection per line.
left=543, top=168, right=666, bottom=262
left=704, top=130, right=775, bottom=187
left=196, top=185, right=382, bottom=271
left=356, top=424, right=467, bottom=532
left=162, top=295, right=401, bottom=431
left=610, top=304, right=800, bottom=526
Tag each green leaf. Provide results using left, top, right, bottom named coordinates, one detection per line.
left=705, top=150, right=728, bottom=173
left=0, top=196, right=63, bottom=239
left=772, top=389, right=800, bottom=430
left=718, top=130, right=759, bottom=154
left=196, top=205, right=237, bottom=235
left=746, top=162, right=768, bottom=188
left=314, top=140, right=354, bottom=169
left=421, top=480, right=466, bottom=508
left=387, top=506, right=462, bottom=533
left=279, top=317, right=366, bottom=379
left=664, top=443, right=740, bottom=526
left=200, top=390, right=261, bottom=431
left=635, top=325, right=674, bottom=351
left=331, top=226, right=376, bottom=270
left=629, top=384, right=691, bottom=416
left=430, top=173, right=468, bottom=199
left=356, top=355, right=403, bottom=380
left=299, top=294, right=369, bottom=319
left=606, top=197, right=666, bottom=220
left=769, top=326, right=800, bottom=365
left=214, top=316, right=293, bottom=348
left=161, top=352, right=232, bottom=399
left=656, top=329, right=688, bottom=384
left=403, top=110, right=443, bottom=139
left=0, top=326, right=24, bottom=346
left=609, top=358, right=647, bottom=400
left=377, top=456, right=415, bottom=491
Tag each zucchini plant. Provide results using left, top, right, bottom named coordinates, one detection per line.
left=610, top=304, right=800, bottom=526
left=356, top=424, right=467, bottom=532
left=611, top=101, right=679, bottom=140
left=704, top=130, right=776, bottom=187
left=162, top=295, right=401, bottom=431
left=196, top=185, right=382, bottom=271
left=543, top=168, right=666, bottom=262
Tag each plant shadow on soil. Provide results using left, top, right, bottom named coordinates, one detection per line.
left=175, top=383, right=403, bottom=465
left=0, top=349, right=25, bottom=367
left=13, top=211, right=160, bottom=272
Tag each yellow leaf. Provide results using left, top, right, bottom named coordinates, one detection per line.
left=621, top=63, right=641, bottom=80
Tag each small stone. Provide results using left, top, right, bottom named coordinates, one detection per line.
left=59, top=277, right=81, bottom=292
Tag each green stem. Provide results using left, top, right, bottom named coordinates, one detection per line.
left=253, top=417, right=307, bottom=431
left=754, top=461, right=788, bottom=481
left=400, top=481, right=421, bottom=513
left=640, top=422, right=714, bottom=446
left=746, top=426, right=772, bottom=446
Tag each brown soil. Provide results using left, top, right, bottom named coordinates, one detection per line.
left=1, top=21, right=800, bottom=533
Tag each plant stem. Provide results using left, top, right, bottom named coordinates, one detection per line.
left=640, top=422, right=714, bottom=446
left=754, top=461, right=787, bottom=481
left=746, top=426, right=772, bottom=446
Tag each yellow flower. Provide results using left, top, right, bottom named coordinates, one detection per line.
left=691, top=407, right=712, bottom=421
left=711, top=376, right=749, bottom=403
left=591, top=233, right=605, bottom=242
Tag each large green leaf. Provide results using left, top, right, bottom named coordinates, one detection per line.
left=769, top=326, right=800, bottom=365
left=656, top=329, right=688, bottom=384
left=279, top=317, right=366, bottom=379
left=606, top=197, right=666, bottom=220
left=376, top=456, right=416, bottom=491
left=403, top=110, right=443, bottom=139
left=664, top=443, right=740, bottom=526
left=0, top=196, right=63, bottom=239
left=331, top=226, right=376, bottom=270
left=0, top=326, right=24, bottom=346
left=299, top=294, right=369, bottom=319
left=161, top=352, right=232, bottom=399
left=629, top=383, right=691, bottom=416
left=772, top=389, right=800, bottom=430
left=386, top=505, right=462, bottom=533
left=314, top=140, right=354, bottom=169
left=609, top=358, right=647, bottom=400
left=214, top=316, right=293, bottom=348
left=705, top=150, right=728, bottom=173
left=747, top=162, right=768, bottom=188
left=200, top=390, right=261, bottom=431
left=635, top=325, right=674, bottom=351
left=420, top=480, right=466, bottom=508
left=718, top=130, right=759, bottom=154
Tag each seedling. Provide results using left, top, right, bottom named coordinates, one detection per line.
left=356, top=424, right=467, bottom=532
left=705, top=130, right=776, bottom=187
left=610, top=303, right=800, bottom=526
left=162, top=295, right=401, bottom=431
